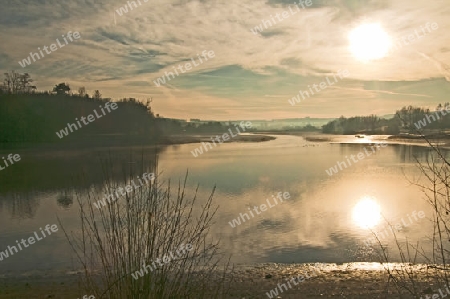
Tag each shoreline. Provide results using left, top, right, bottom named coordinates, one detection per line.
left=161, top=133, right=276, bottom=145
left=3, top=131, right=450, bottom=152
left=0, top=262, right=442, bottom=298
left=0, top=134, right=277, bottom=152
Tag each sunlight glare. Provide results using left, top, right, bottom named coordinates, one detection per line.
left=352, top=197, right=381, bottom=229
left=348, top=23, right=392, bottom=61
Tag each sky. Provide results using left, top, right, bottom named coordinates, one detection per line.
left=1, top=0, right=449, bottom=120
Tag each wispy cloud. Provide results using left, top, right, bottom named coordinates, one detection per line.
left=0, top=0, right=449, bottom=119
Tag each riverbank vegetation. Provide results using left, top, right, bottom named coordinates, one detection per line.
left=59, top=162, right=231, bottom=299
left=321, top=104, right=450, bottom=135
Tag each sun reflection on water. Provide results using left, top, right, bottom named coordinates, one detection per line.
left=352, top=196, right=381, bottom=229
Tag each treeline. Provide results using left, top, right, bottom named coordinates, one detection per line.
left=322, top=115, right=400, bottom=135
left=396, top=104, right=450, bottom=131
left=0, top=71, right=160, bottom=145
left=0, top=71, right=255, bottom=146
left=0, top=92, right=160, bottom=144
left=156, top=119, right=257, bottom=135
left=322, top=104, right=450, bottom=135
left=282, top=124, right=321, bottom=132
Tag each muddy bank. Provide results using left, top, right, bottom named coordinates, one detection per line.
left=161, top=134, right=276, bottom=145
left=0, top=263, right=444, bottom=299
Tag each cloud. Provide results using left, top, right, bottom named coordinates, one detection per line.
left=0, top=0, right=449, bottom=119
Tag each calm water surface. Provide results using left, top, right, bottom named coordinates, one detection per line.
left=0, top=134, right=443, bottom=275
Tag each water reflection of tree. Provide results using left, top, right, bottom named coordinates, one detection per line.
left=392, top=144, right=439, bottom=163
left=57, top=191, right=74, bottom=209
left=4, top=192, right=40, bottom=219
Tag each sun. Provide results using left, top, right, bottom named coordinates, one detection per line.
left=348, top=23, right=392, bottom=62
left=352, top=197, right=381, bottom=229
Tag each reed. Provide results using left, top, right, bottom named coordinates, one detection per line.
left=59, top=158, right=231, bottom=299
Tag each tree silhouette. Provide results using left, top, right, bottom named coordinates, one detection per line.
left=3, top=71, right=35, bottom=94
left=53, top=82, right=71, bottom=95
left=93, top=90, right=102, bottom=100
left=78, top=86, right=86, bottom=97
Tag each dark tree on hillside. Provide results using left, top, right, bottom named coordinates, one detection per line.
left=3, top=71, right=21, bottom=93
left=3, top=71, right=35, bottom=94
left=93, top=90, right=102, bottom=100
left=18, top=73, right=36, bottom=93
left=78, top=86, right=86, bottom=97
left=53, top=83, right=71, bottom=95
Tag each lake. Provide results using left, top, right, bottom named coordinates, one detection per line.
left=0, top=134, right=443, bottom=275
